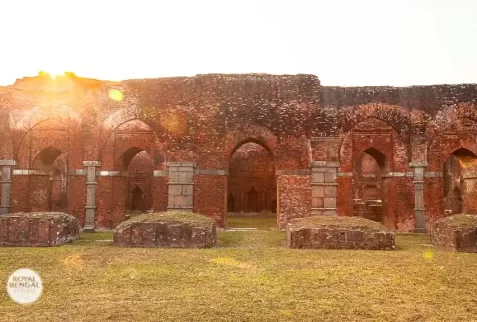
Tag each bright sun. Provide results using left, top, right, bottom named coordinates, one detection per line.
left=40, top=67, right=66, bottom=78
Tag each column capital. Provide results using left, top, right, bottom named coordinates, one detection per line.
left=83, top=161, right=102, bottom=167
left=310, top=161, right=340, bottom=168
left=0, top=160, right=16, bottom=166
left=409, top=162, right=428, bottom=168
left=167, top=161, right=196, bottom=167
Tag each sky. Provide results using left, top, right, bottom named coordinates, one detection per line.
left=0, top=0, right=476, bottom=86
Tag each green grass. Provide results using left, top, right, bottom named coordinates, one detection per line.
left=227, top=212, right=278, bottom=230
left=1, top=229, right=477, bottom=321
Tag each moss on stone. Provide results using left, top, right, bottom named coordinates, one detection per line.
left=116, top=211, right=214, bottom=230
left=5, top=212, right=71, bottom=219
left=438, top=214, right=477, bottom=227
left=288, top=215, right=389, bottom=231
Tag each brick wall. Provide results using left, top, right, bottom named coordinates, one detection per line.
left=0, top=73, right=477, bottom=231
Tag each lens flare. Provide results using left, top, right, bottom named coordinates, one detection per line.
left=109, top=89, right=124, bottom=102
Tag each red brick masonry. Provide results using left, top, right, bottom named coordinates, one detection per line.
left=287, top=216, right=395, bottom=250
left=114, top=221, right=216, bottom=248
left=0, top=212, right=79, bottom=246
left=1, top=73, right=477, bottom=232
left=431, top=214, right=477, bottom=252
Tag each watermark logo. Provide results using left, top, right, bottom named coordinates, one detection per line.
left=6, top=268, right=43, bottom=304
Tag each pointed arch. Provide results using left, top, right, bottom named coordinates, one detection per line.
left=230, top=138, right=274, bottom=161
left=338, top=103, right=410, bottom=137
left=14, top=119, right=69, bottom=167
left=339, top=117, right=408, bottom=172
left=32, top=146, right=63, bottom=166
left=99, top=118, right=165, bottom=170
left=115, top=147, right=145, bottom=171
left=225, top=124, right=278, bottom=162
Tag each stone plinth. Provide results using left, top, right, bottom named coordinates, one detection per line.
left=287, top=216, right=395, bottom=250
left=430, top=214, right=477, bottom=252
left=114, top=211, right=216, bottom=248
left=0, top=212, right=79, bottom=246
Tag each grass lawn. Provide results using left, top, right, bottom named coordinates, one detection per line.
left=1, top=217, right=477, bottom=321
left=227, top=212, right=277, bottom=229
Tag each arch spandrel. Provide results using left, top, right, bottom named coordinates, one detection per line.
left=339, top=117, right=409, bottom=172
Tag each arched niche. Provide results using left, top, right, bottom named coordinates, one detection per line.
left=352, top=148, right=387, bottom=224
left=28, top=145, right=68, bottom=212
left=443, top=148, right=477, bottom=215
left=226, top=140, right=276, bottom=227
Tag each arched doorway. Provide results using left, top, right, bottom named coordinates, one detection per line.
left=443, top=148, right=477, bottom=215
left=29, top=146, right=68, bottom=212
left=227, top=141, right=276, bottom=228
left=353, top=148, right=386, bottom=223
left=131, top=185, right=145, bottom=211
left=247, top=187, right=259, bottom=212
left=227, top=193, right=235, bottom=212
left=117, top=148, right=154, bottom=220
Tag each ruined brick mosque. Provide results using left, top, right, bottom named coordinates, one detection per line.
left=0, top=72, right=476, bottom=232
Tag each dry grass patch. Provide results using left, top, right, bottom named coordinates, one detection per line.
left=0, top=225, right=476, bottom=321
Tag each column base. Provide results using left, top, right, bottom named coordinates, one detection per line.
left=167, top=207, right=194, bottom=211
left=413, top=228, right=427, bottom=233
left=83, top=224, right=96, bottom=233
left=311, top=208, right=337, bottom=216
left=0, top=206, right=10, bottom=215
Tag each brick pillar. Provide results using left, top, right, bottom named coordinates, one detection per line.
left=167, top=162, right=195, bottom=211
left=462, top=173, right=477, bottom=214
left=410, top=162, right=427, bottom=232
left=0, top=160, right=15, bottom=215
left=83, top=161, right=101, bottom=232
left=311, top=161, right=339, bottom=216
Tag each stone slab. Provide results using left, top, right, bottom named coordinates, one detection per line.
left=430, top=214, right=477, bottom=252
left=0, top=212, right=79, bottom=247
left=287, top=216, right=395, bottom=250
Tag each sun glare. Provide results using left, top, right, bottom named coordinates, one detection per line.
left=39, top=69, right=66, bottom=79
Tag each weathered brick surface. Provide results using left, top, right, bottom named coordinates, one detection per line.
left=430, top=214, right=477, bottom=252
left=1, top=73, right=477, bottom=231
left=0, top=212, right=79, bottom=246
left=114, top=219, right=216, bottom=248
left=278, top=175, right=311, bottom=229
left=228, top=142, right=276, bottom=213
left=194, top=175, right=227, bottom=227
left=287, top=217, right=395, bottom=250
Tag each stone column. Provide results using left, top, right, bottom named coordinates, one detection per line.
left=167, top=162, right=195, bottom=211
left=0, top=160, right=15, bottom=215
left=310, top=161, right=339, bottom=216
left=410, top=162, right=427, bottom=232
left=83, top=161, right=101, bottom=232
